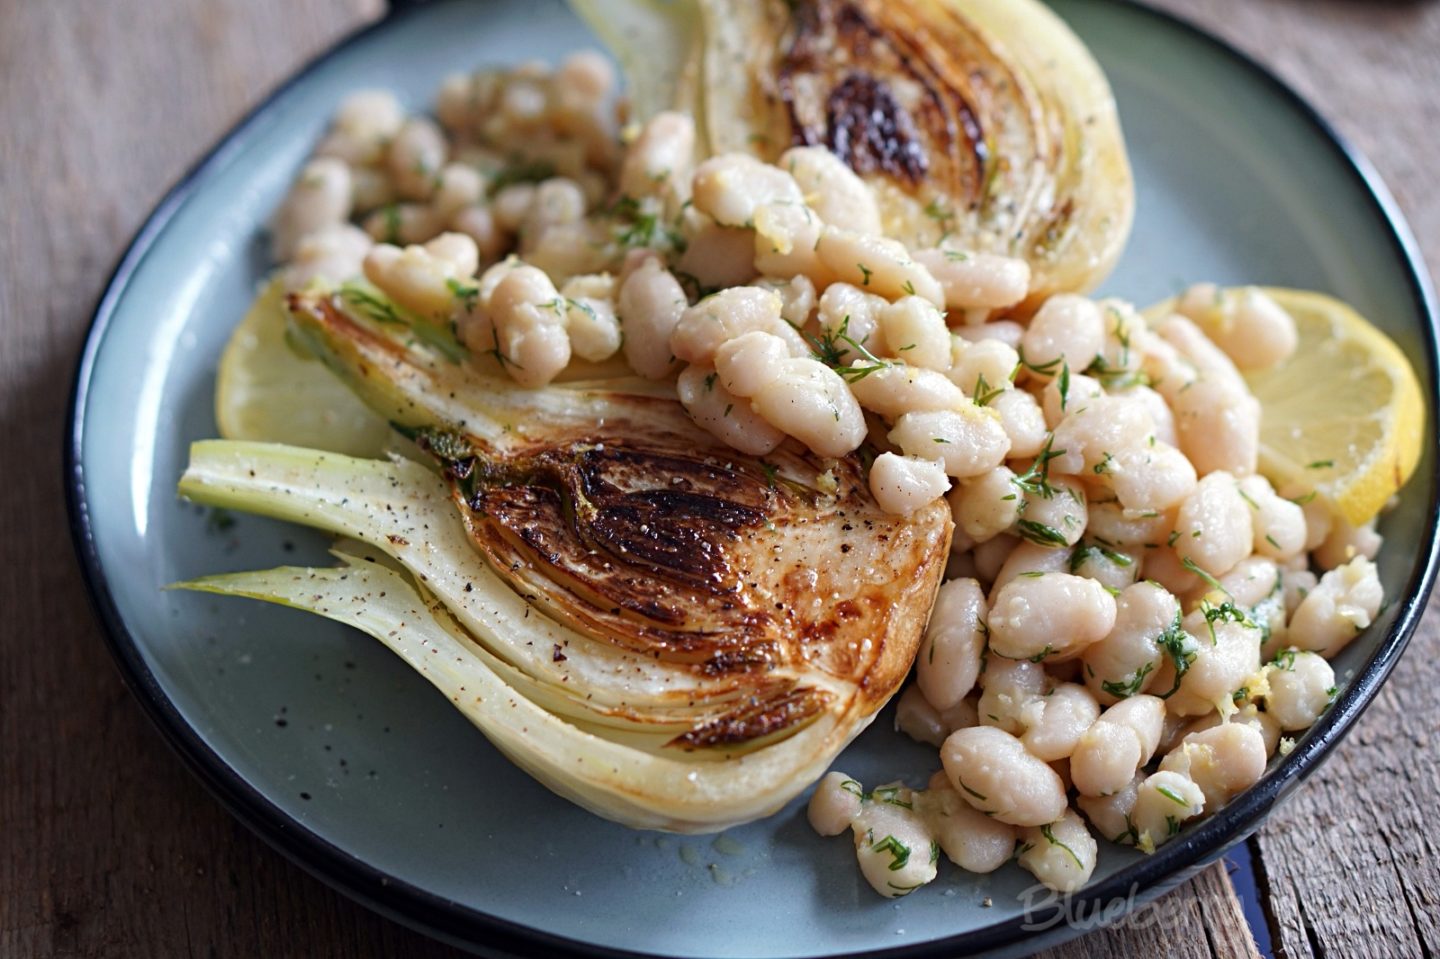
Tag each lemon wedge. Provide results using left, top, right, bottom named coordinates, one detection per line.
left=215, top=278, right=391, bottom=457
left=1148, top=287, right=1425, bottom=525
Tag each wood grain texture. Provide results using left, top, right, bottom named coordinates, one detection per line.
left=0, top=0, right=1431, bottom=957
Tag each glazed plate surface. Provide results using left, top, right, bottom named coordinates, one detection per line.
left=68, top=1, right=1440, bottom=956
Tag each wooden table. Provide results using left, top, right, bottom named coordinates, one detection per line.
left=2, top=1, right=1435, bottom=956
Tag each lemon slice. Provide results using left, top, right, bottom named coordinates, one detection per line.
left=215, top=278, right=391, bottom=457
left=1148, top=287, right=1425, bottom=525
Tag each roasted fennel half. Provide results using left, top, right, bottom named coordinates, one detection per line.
left=176, top=286, right=951, bottom=832
left=573, top=0, right=1134, bottom=307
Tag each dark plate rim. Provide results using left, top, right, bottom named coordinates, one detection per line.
left=64, top=1, right=1440, bottom=957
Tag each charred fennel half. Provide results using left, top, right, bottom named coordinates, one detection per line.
left=175, top=288, right=951, bottom=832
left=571, top=0, right=1134, bottom=307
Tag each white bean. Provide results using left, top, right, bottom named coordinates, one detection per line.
left=1017, top=809, right=1097, bottom=893
left=617, top=256, right=686, bottom=378
left=869, top=453, right=950, bottom=515
left=748, top=356, right=868, bottom=457
left=676, top=364, right=786, bottom=456
left=880, top=297, right=951, bottom=370
left=990, top=389, right=1048, bottom=459
left=779, top=145, right=881, bottom=235
left=271, top=157, right=353, bottom=261
left=692, top=153, right=802, bottom=227
left=1288, top=556, right=1383, bottom=657
left=675, top=221, right=757, bottom=289
left=1083, top=582, right=1179, bottom=704
left=1173, top=471, right=1254, bottom=577
left=988, top=573, right=1117, bottom=662
left=807, top=771, right=863, bottom=836
left=888, top=407, right=1011, bottom=479
left=670, top=287, right=806, bottom=365
left=1020, top=295, right=1104, bottom=379
left=1264, top=650, right=1336, bottom=731
left=1159, top=723, right=1267, bottom=809
left=912, top=249, right=1030, bottom=312
left=941, top=726, right=1068, bottom=827
left=919, top=772, right=1017, bottom=873
left=949, top=466, right=1021, bottom=543
left=1130, top=771, right=1206, bottom=850
left=977, top=654, right=1048, bottom=736
left=620, top=111, right=696, bottom=205
left=847, top=365, right=968, bottom=420
left=1022, top=683, right=1101, bottom=761
left=1313, top=516, right=1382, bottom=572
left=1171, top=378, right=1261, bottom=477
left=488, top=266, right=571, bottom=387
left=916, top=578, right=987, bottom=710
left=387, top=117, right=448, bottom=201
left=815, top=227, right=945, bottom=306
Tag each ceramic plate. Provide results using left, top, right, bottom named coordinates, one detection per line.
left=67, top=1, right=1440, bottom=956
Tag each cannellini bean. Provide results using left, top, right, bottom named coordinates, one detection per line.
left=1049, top=393, right=1156, bottom=476
left=1070, top=541, right=1141, bottom=594
left=1159, top=723, right=1267, bottom=809
left=954, top=320, right=1025, bottom=349
left=1041, top=372, right=1105, bottom=429
left=560, top=295, right=621, bottom=362
left=949, top=338, right=1019, bottom=398
left=316, top=89, right=403, bottom=164
left=807, top=771, right=864, bottom=836
left=432, top=163, right=485, bottom=222
left=714, top=330, right=789, bottom=398
left=271, top=157, right=353, bottom=261
left=617, top=257, right=686, bottom=378
left=1103, top=442, right=1198, bottom=514
left=1156, top=315, right=1247, bottom=393
left=880, top=296, right=951, bottom=370
left=817, top=282, right=889, bottom=360
left=1236, top=475, right=1307, bottom=560
left=670, top=287, right=807, bottom=364
left=851, top=783, right=939, bottom=898
left=919, top=772, right=1017, bottom=873
left=1212, top=556, right=1281, bottom=609
left=1167, top=619, right=1262, bottom=717
left=1017, top=476, right=1088, bottom=549
left=752, top=201, right=827, bottom=280
left=1119, top=385, right=1178, bottom=447
left=362, top=202, right=443, bottom=246
left=675, top=221, right=757, bottom=289
left=1138, top=328, right=1200, bottom=397
left=990, top=541, right=1075, bottom=596
left=1017, top=809, right=1097, bottom=893
left=847, top=365, right=968, bottom=420
left=1094, top=299, right=1148, bottom=373
left=1171, top=378, right=1261, bottom=477
left=1085, top=501, right=1174, bottom=549
left=521, top=177, right=587, bottom=237
left=678, top=364, right=787, bottom=455
left=1182, top=703, right=1282, bottom=757
left=350, top=166, right=395, bottom=216
left=488, top=266, right=571, bottom=387
left=620, top=111, right=696, bottom=205
left=1283, top=568, right=1319, bottom=618
left=815, top=227, right=944, bottom=306
left=1020, top=295, right=1104, bottom=379
left=387, top=117, right=448, bottom=201
left=912, top=249, right=1030, bottom=312
left=895, top=685, right=979, bottom=747
left=1288, top=556, right=1383, bottom=657
left=451, top=205, right=507, bottom=263
left=989, top=389, right=1048, bottom=459
left=1130, top=771, right=1206, bottom=850
left=973, top=533, right=1019, bottom=584
left=1263, top=650, right=1336, bottom=731
left=1314, top=516, right=1382, bottom=572
left=977, top=654, right=1048, bottom=736
left=988, top=573, right=1117, bottom=662
left=942, top=726, right=1068, bottom=827
left=746, top=356, right=868, bottom=457
left=753, top=274, right=817, bottom=328
left=281, top=223, right=373, bottom=291
left=1176, top=284, right=1298, bottom=370
left=1070, top=695, right=1166, bottom=797
left=1173, top=471, right=1254, bottom=577
left=916, top=578, right=987, bottom=710
left=1076, top=774, right=1142, bottom=844
left=779, top=145, right=882, bottom=235
left=491, top=183, right=537, bottom=233
left=1083, top=582, right=1180, bottom=704
left=949, top=466, right=1021, bottom=543
left=362, top=233, right=478, bottom=321
left=869, top=453, right=950, bottom=515
left=692, top=153, right=803, bottom=227
left=888, top=407, right=1011, bottom=479
left=1021, top=683, right=1101, bottom=761
left=456, top=256, right=523, bottom=353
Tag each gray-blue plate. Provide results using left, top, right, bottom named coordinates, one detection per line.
left=66, top=1, right=1440, bottom=957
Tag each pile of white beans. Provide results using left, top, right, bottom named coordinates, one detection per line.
left=267, top=54, right=1390, bottom=899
